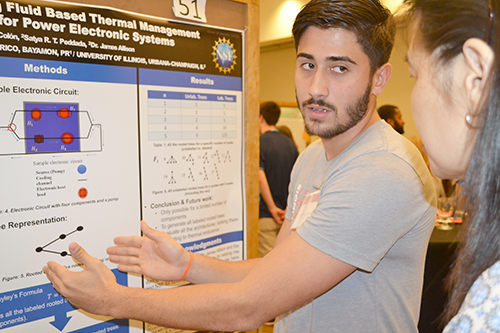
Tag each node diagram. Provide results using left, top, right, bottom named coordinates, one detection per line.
left=167, top=171, right=176, bottom=184
left=166, top=155, right=177, bottom=164
left=202, top=166, right=208, bottom=180
left=223, top=151, right=231, bottom=163
left=35, top=226, right=84, bottom=257
left=152, top=150, right=234, bottom=184
left=187, top=168, right=195, bottom=181
left=185, top=154, right=195, bottom=165
left=212, top=150, right=221, bottom=163
left=213, top=164, right=220, bottom=180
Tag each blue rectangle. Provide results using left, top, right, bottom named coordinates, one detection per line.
left=147, top=91, right=182, bottom=100
left=181, top=231, right=243, bottom=252
left=24, top=102, right=80, bottom=154
left=0, top=57, right=137, bottom=84
left=0, top=269, right=128, bottom=331
left=148, top=90, right=236, bottom=102
left=140, top=68, right=242, bottom=91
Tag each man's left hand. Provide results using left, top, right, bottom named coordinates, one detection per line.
left=43, top=242, right=122, bottom=316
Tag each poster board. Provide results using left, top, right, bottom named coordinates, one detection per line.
left=0, top=0, right=260, bottom=332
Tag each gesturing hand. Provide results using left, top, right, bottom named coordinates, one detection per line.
left=43, top=242, right=121, bottom=316
left=107, top=220, right=191, bottom=281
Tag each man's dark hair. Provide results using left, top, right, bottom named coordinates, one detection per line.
left=377, top=104, right=398, bottom=121
left=260, top=101, right=281, bottom=126
left=292, top=0, right=396, bottom=73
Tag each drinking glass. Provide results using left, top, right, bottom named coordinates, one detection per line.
left=437, top=197, right=454, bottom=230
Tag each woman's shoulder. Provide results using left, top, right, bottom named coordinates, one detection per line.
left=443, top=260, right=500, bottom=332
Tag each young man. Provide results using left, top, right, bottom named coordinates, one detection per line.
left=258, top=101, right=298, bottom=257
left=378, top=104, right=406, bottom=134
left=44, top=1, right=436, bottom=332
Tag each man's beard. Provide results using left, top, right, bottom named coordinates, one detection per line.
left=394, top=124, right=404, bottom=134
left=300, top=83, right=372, bottom=139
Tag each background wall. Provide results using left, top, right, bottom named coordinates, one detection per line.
left=378, top=31, right=417, bottom=139
left=260, top=0, right=405, bottom=42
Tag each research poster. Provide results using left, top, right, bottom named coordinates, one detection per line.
left=0, top=1, right=245, bottom=332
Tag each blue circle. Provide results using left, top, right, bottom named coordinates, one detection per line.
left=216, top=43, right=235, bottom=69
left=77, top=164, right=87, bottom=174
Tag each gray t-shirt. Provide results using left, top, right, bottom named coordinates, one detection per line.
left=277, top=121, right=436, bottom=332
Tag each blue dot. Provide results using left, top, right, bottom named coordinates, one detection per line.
left=77, top=165, right=87, bottom=174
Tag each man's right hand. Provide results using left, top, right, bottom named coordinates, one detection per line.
left=269, top=206, right=285, bottom=225
left=107, top=220, right=191, bottom=281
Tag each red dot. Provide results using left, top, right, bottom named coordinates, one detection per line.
left=31, top=109, right=42, bottom=121
left=61, top=132, right=74, bottom=144
left=58, top=108, right=71, bottom=119
left=78, top=188, right=88, bottom=199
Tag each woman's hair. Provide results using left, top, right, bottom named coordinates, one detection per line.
left=403, top=0, right=500, bottom=324
left=292, top=0, right=395, bottom=74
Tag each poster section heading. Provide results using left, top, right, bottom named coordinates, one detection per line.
left=0, top=0, right=242, bottom=76
left=0, top=56, right=137, bottom=84
left=0, top=57, right=242, bottom=91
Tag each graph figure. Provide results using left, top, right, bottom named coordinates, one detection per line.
left=167, top=155, right=177, bottom=164
left=202, top=152, right=209, bottom=164
left=185, top=154, right=195, bottom=165
left=213, top=164, right=220, bottom=180
left=212, top=150, right=221, bottom=163
left=35, top=226, right=84, bottom=257
left=202, top=166, right=208, bottom=180
left=168, top=171, right=176, bottom=184
left=223, top=151, right=231, bottom=163
left=151, top=149, right=239, bottom=186
left=187, top=168, right=195, bottom=181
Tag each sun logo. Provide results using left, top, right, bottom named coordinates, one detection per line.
left=212, top=37, right=237, bottom=74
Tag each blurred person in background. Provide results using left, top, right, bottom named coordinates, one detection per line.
left=259, top=101, right=298, bottom=257
left=377, top=104, right=405, bottom=134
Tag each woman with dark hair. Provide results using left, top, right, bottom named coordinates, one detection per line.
left=403, top=0, right=500, bottom=330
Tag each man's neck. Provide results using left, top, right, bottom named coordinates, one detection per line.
left=322, top=110, right=381, bottom=161
left=260, top=124, right=277, bottom=134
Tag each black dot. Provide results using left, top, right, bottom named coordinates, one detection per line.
left=77, top=226, right=84, bottom=231
left=59, top=234, right=66, bottom=240
left=61, top=251, right=68, bottom=257
left=35, top=247, right=43, bottom=253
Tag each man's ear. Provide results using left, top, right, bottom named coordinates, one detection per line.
left=371, top=63, right=392, bottom=96
left=462, top=38, right=494, bottom=112
left=386, top=118, right=395, bottom=127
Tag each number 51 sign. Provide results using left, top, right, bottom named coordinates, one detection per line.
left=173, top=0, right=207, bottom=23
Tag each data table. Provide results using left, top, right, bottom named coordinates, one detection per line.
left=148, top=90, right=237, bottom=141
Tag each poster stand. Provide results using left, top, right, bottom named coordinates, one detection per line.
left=0, top=0, right=259, bottom=332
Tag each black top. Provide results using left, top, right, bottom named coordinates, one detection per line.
left=259, top=130, right=298, bottom=218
